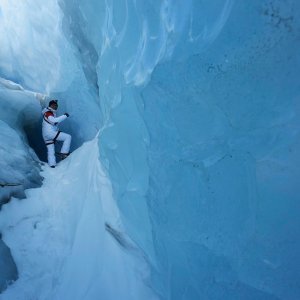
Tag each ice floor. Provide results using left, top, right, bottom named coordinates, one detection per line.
left=0, top=137, right=157, bottom=300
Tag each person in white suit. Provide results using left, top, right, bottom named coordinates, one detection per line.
left=42, top=100, right=71, bottom=168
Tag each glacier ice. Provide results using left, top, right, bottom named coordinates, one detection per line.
left=0, top=79, right=44, bottom=292
left=0, top=79, right=43, bottom=205
left=0, top=0, right=299, bottom=299
left=0, top=138, right=157, bottom=300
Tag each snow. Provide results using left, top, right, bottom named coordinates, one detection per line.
left=0, top=79, right=43, bottom=206
left=0, top=137, right=157, bottom=300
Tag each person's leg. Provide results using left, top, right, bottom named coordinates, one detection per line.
left=56, top=132, right=72, bottom=154
left=47, top=143, right=56, bottom=167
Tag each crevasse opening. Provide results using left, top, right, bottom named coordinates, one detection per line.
left=0, top=0, right=299, bottom=299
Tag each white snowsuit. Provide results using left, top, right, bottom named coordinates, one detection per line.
left=42, top=107, right=71, bottom=167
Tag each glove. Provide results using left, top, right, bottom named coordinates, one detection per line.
left=64, top=113, right=69, bottom=117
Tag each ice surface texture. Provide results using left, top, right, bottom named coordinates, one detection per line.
left=0, top=0, right=299, bottom=299
left=0, top=138, right=157, bottom=300
left=0, top=79, right=44, bottom=292
left=0, top=79, right=43, bottom=205
left=63, top=1, right=298, bottom=299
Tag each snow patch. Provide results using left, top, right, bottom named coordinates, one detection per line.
left=0, top=137, right=157, bottom=300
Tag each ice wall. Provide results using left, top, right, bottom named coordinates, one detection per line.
left=0, top=79, right=43, bottom=291
left=0, top=0, right=299, bottom=299
left=141, top=2, right=300, bottom=298
left=0, top=0, right=102, bottom=147
left=61, top=0, right=299, bottom=299
left=58, top=0, right=237, bottom=268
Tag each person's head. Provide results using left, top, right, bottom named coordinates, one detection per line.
left=49, top=100, right=58, bottom=110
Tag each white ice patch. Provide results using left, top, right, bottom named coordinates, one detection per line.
left=0, top=0, right=77, bottom=93
left=0, top=137, right=157, bottom=300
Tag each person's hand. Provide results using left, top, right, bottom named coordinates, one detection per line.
left=64, top=113, right=69, bottom=117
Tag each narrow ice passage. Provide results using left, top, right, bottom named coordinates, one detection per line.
left=0, top=137, right=156, bottom=300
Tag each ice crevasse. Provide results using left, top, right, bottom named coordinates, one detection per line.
left=0, top=137, right=157, bottom=300
left=0, top=0, right=300, bottom=299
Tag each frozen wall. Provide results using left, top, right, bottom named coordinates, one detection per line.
left=0, top=79, right=43, bottom=291
left=141, top=2, right=300, bottom=298
left=0, top=0, right=299, bottom=299
left=60, top=1, right=299, bottom=299
left=65, top=1, right=299, bottom=299
left=0, top=0, right=102, bottom=147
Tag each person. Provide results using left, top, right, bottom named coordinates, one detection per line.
left=42, top=100, right=71, bottom=168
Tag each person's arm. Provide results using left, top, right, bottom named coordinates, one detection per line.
left=48, top=114, right=68, bottom=123
left=44, top=111, right=69, bottom=124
